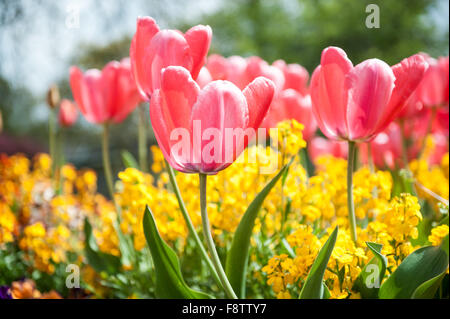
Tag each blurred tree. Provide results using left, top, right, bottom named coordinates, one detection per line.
left=184, top=0, right=449, bottom=71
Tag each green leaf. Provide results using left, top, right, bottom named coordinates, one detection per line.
left=143, top=206, right=211, bottom=299
left=379, top=238, right=449, bottom=299
left=412, top=272, right=447, bottom=299
left=321, top=282, right=331, bottom=299
left=121, top=150, right=139, bottom=169
left=440, top=234, right=449, bottom=257
left=83, top=218, right=122, bottom=274
left=299, top=227, right=338, bottom=299
left=225, top=161, right=292, bottom=298
left=353, top=242, right=387, bottom=299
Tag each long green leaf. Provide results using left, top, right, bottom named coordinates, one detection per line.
left=299, top=226, right=338, bottom=299
left=412, top=272, right=447, bottom=299
left=379, top=236, right=449, bottom=299
left=143, top=206, right=211, bottom=299
left=225, top=161, right=291, bottom=298
left=353, top=242, right=387, bottom=298
left=83, top=218, right=121, bottom=274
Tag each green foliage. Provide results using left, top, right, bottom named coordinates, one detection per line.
left=83, top=218, right=122, bottom=275
left=143, top=206, right=212, bottom=299
left=226, top=161, right=292, bottom=298
left=353, top=242, right=387, bottom=298
left=379, top=236, right=449, bottom=299
left=299, top=227, right=338, bottom=299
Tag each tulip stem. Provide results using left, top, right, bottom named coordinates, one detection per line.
left=199, top=173, right=238, bottom=299
left=49, top=107, right=57, bottom=178
left=347, top=141, right=358, bottom=243
left=138, top=104, right=148, bottom=172
left=166, top=162, right=222, bottom=289
left=102, top=123, right=115, bottom=200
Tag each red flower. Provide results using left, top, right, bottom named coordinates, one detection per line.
left=70, top=58, right=142, bottom=124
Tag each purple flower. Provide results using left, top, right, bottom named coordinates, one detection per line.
left=0, top=286, right=12, bottom=299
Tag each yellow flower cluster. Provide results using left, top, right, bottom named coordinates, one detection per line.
left=19, top=222, right=71, bottom=273
left=410, top=153, right=449, bottom=210
left=0, top=202, right=17, bottom=244
left=116, top=167, right=187, bottom=251
left=269, top=119, right=307, bottom=159
left=0, top=153, right=110, bottom=272
left=428, top=224, right=449, bottom=246
left=262, top=146, right=423, bottom=299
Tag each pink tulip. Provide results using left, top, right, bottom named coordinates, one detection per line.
left=416, top=56, right=449, bottom=108
left=435, top=106, right=449, bottom=136
left=206, top=54, right=249, bottom=90
left=150, top=66, right=275, bottom=174
left=59, top=99, right=78, bottom=127
left=310, top=47, right=428, bottom=142
left=272, top=59, right=309, bottom=94
left=359, top=123, right=403, bottom=169
left=396, top=92, right=424, bottom=120
left=245, top=56, right=285, bottom=91
left=70, top=58, right=142, bottom=125
left=196, top=66, right=213, bottom=88
left=309, top=137, right=348, bottom=162
left=130, top=16, right=212, bottom=100
left=261, top=89, right=317, bottom=141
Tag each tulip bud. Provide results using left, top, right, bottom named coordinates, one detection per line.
left=47, top=84, right=61, bottom=109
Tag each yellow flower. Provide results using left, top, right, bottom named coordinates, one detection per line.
left=428, top=225, right=449, bottom=246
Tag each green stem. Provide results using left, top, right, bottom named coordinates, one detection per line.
left=138, top=104, right=148, bottom=172
left=367, top=143, right=374, bottom=173
left=165, top=162, right=222, bottom=289
left=199, top=173, right=237, bottom=299
left=102, top=124, right=136, bottom=268
left=347, top=141, right=357, bottom=243
left=102, top=123, right=115, bottom=200
left=49, top=108, right=57, bottom=178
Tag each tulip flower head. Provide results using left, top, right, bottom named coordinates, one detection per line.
left=272, top=59, right=309, bottom=95
left=310, top=47, right=428, bottom=142
left=130, top=16, right=212, bottom=100
left=150, top=66, right=275, bottom=174
left=359, top=123, right=403, bottom=169
left=206, top=54, right=250, bottom=90
left=416, top=55, right=449, bottom=108
left=58, top=99, right=78, bottom=127
left=70, top=58, right=142, bottom=125
left=309, top=137, right=348, bottom=162
left=261, top=89, right=317, bottom=142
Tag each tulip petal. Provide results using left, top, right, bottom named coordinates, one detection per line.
left=149, top=90, right=188, bottom=173
left=130, top=17, right=160, bottom=100
left=184, top=25, right=212, bottom=80
left=160, top=66, right=200, bottom=132
left=147, top=30, right=193, bottom=93
left=243, top=77, right=275, bottom=130
left=191, top=81, right=248, bottom=173
left=377, top=54, right=428, bottom=131
left=345, top=59, right=395, bottom=141
left=310, top=47, right=353, bottom=140
left=70, top=67, right=106, bottom=124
